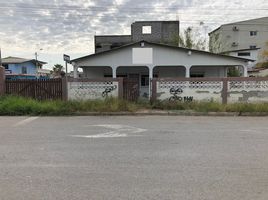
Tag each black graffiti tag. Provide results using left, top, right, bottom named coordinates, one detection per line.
left=102, top=85, right=117, bottom=98
left=169, top=87, right=193, bottom=102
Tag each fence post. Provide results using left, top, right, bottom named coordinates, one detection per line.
left=117, top=77, right=124, bottom=99
left=0, top=66, right=5, bottom=95
left=151, top=78, right=157, bottom=102
left=62, top=77, right=68, bottom=101
left=222, top=78, right=228, bottom=104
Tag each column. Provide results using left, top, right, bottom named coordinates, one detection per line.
left=185, top=66, right=190, bottom=78
left=112, top=67, right=117, bottom=78
left=72, top=63, right=79, bottom=78
left=243, top=65, right=248, bottom=77
left=148, top=66, right=153, bottom=99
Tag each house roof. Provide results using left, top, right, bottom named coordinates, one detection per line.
left=2, top=56, right=47, bottom=65
left=220, top=48, right=261, bottom=54
left=71, top=40, right=254, bottom=63
left=209, top=16, right=268, bottom=35
left=132, top=20, right=180, bottom=23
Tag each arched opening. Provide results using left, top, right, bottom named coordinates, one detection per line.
left=226, top=66, right=246, bottom=77
left=153, top=66, right=186, bottom=78
left=190, top=65, right=231, bottom=78
left=116, top=66, right=150, bottom=99
left=82, top=66, right=113, bottom=78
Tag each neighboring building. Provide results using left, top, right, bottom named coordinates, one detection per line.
left=220, top=48, right=260, bottom=69
left=95, top=21, right=180, bottom=53
left=2, top=56, right=47, bottom=80
left=72, top=41, right=252, bottom=98
left=67, top=70, right=83, bottom=78
left=37, top=68, right=52, bottom=77
left=248, top=68, right=268, bottom=77
left=209, top=17, right=268, bottom=54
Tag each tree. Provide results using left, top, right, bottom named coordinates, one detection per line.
left=256, top=41, right=268, bottom=68
left=172, top=27, right=206, bottom=50
left=52, top=64, right=65, bottom=77
left=227, top=67, right=240, bottom=77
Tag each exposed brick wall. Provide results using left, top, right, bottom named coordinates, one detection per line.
left=0, top=66, right=5, bottom=95
left=95, top=21, right=180, bottom=53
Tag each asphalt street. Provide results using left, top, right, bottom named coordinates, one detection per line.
left=0, top=116, right=268, bottom=200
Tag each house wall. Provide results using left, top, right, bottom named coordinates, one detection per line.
left=228, top=50, right=259, bottom=61
left=7, top=62, right=37, bottom=75
left=78, top=43, right=248, bottom=73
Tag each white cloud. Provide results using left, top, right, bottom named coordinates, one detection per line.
left=0, top=0, right=268, bottom=69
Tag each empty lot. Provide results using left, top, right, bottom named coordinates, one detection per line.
left=0, top=116, right=268, bottom=200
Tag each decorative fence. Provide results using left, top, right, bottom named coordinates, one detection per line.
left=67, top=78, right=123, bottom=101
left=227, top=78, right=268, bottom=103
left=5, top=78, right=64, bottom=100
left=1, top=72, right=268, bottom=104
left=152, top=77, right=268, bottom=104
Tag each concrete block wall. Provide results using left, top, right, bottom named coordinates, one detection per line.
left=95, top=21, right=180, bottom=53
left=152, top=77, right=268, bottom=104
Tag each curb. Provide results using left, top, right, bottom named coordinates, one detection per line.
left=70, top=111, right=268, bottom=117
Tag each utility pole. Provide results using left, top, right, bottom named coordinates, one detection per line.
left=35, top=52, right=38, bottom=69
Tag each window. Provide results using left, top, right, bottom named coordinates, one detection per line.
left=250, top=31, right=258, bottom=36
left=238, top=52, right=251, bottom=56
left=141, top=75, right=149, bottom=86
left=142, top=26, right=151, bottom=34
left=250, top=45, right=257, bottom=49
left=2, top=64, right=8, bottom=69
left=21, top=66, right=27, bottom=74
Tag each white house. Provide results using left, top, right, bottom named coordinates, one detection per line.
left=71, top=41, right=253, bottom=97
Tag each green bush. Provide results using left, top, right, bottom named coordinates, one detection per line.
left=0, top=95, right=268, bottom=116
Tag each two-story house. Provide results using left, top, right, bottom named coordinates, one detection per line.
left=2, top=57, right=47, bottom=80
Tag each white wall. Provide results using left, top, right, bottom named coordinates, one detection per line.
left=68, top=81, right=119, bottom=100
left=75, top=42, right=248, bottom=74
left=156, top=80, right=223, bottom=102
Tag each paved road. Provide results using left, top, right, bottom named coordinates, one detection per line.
left=1, top=116, right=268, bottom=200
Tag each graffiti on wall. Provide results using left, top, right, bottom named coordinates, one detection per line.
left=102, top=85, right=117, bottom=97
left=68, top=81, right=119, bottom=100
left=169, top=87, right=193, bottom=102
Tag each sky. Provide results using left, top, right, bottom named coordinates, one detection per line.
left=0, top=0, right=268, bottom=71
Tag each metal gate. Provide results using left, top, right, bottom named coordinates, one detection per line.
left=123, top=77, right=139, bottom=101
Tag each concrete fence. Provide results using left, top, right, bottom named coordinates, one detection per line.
left=66, top=77, right=123, bottom=101
left=1, top=69, right=268, bottom=104
left=152, top=77, right=268, bottom=104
